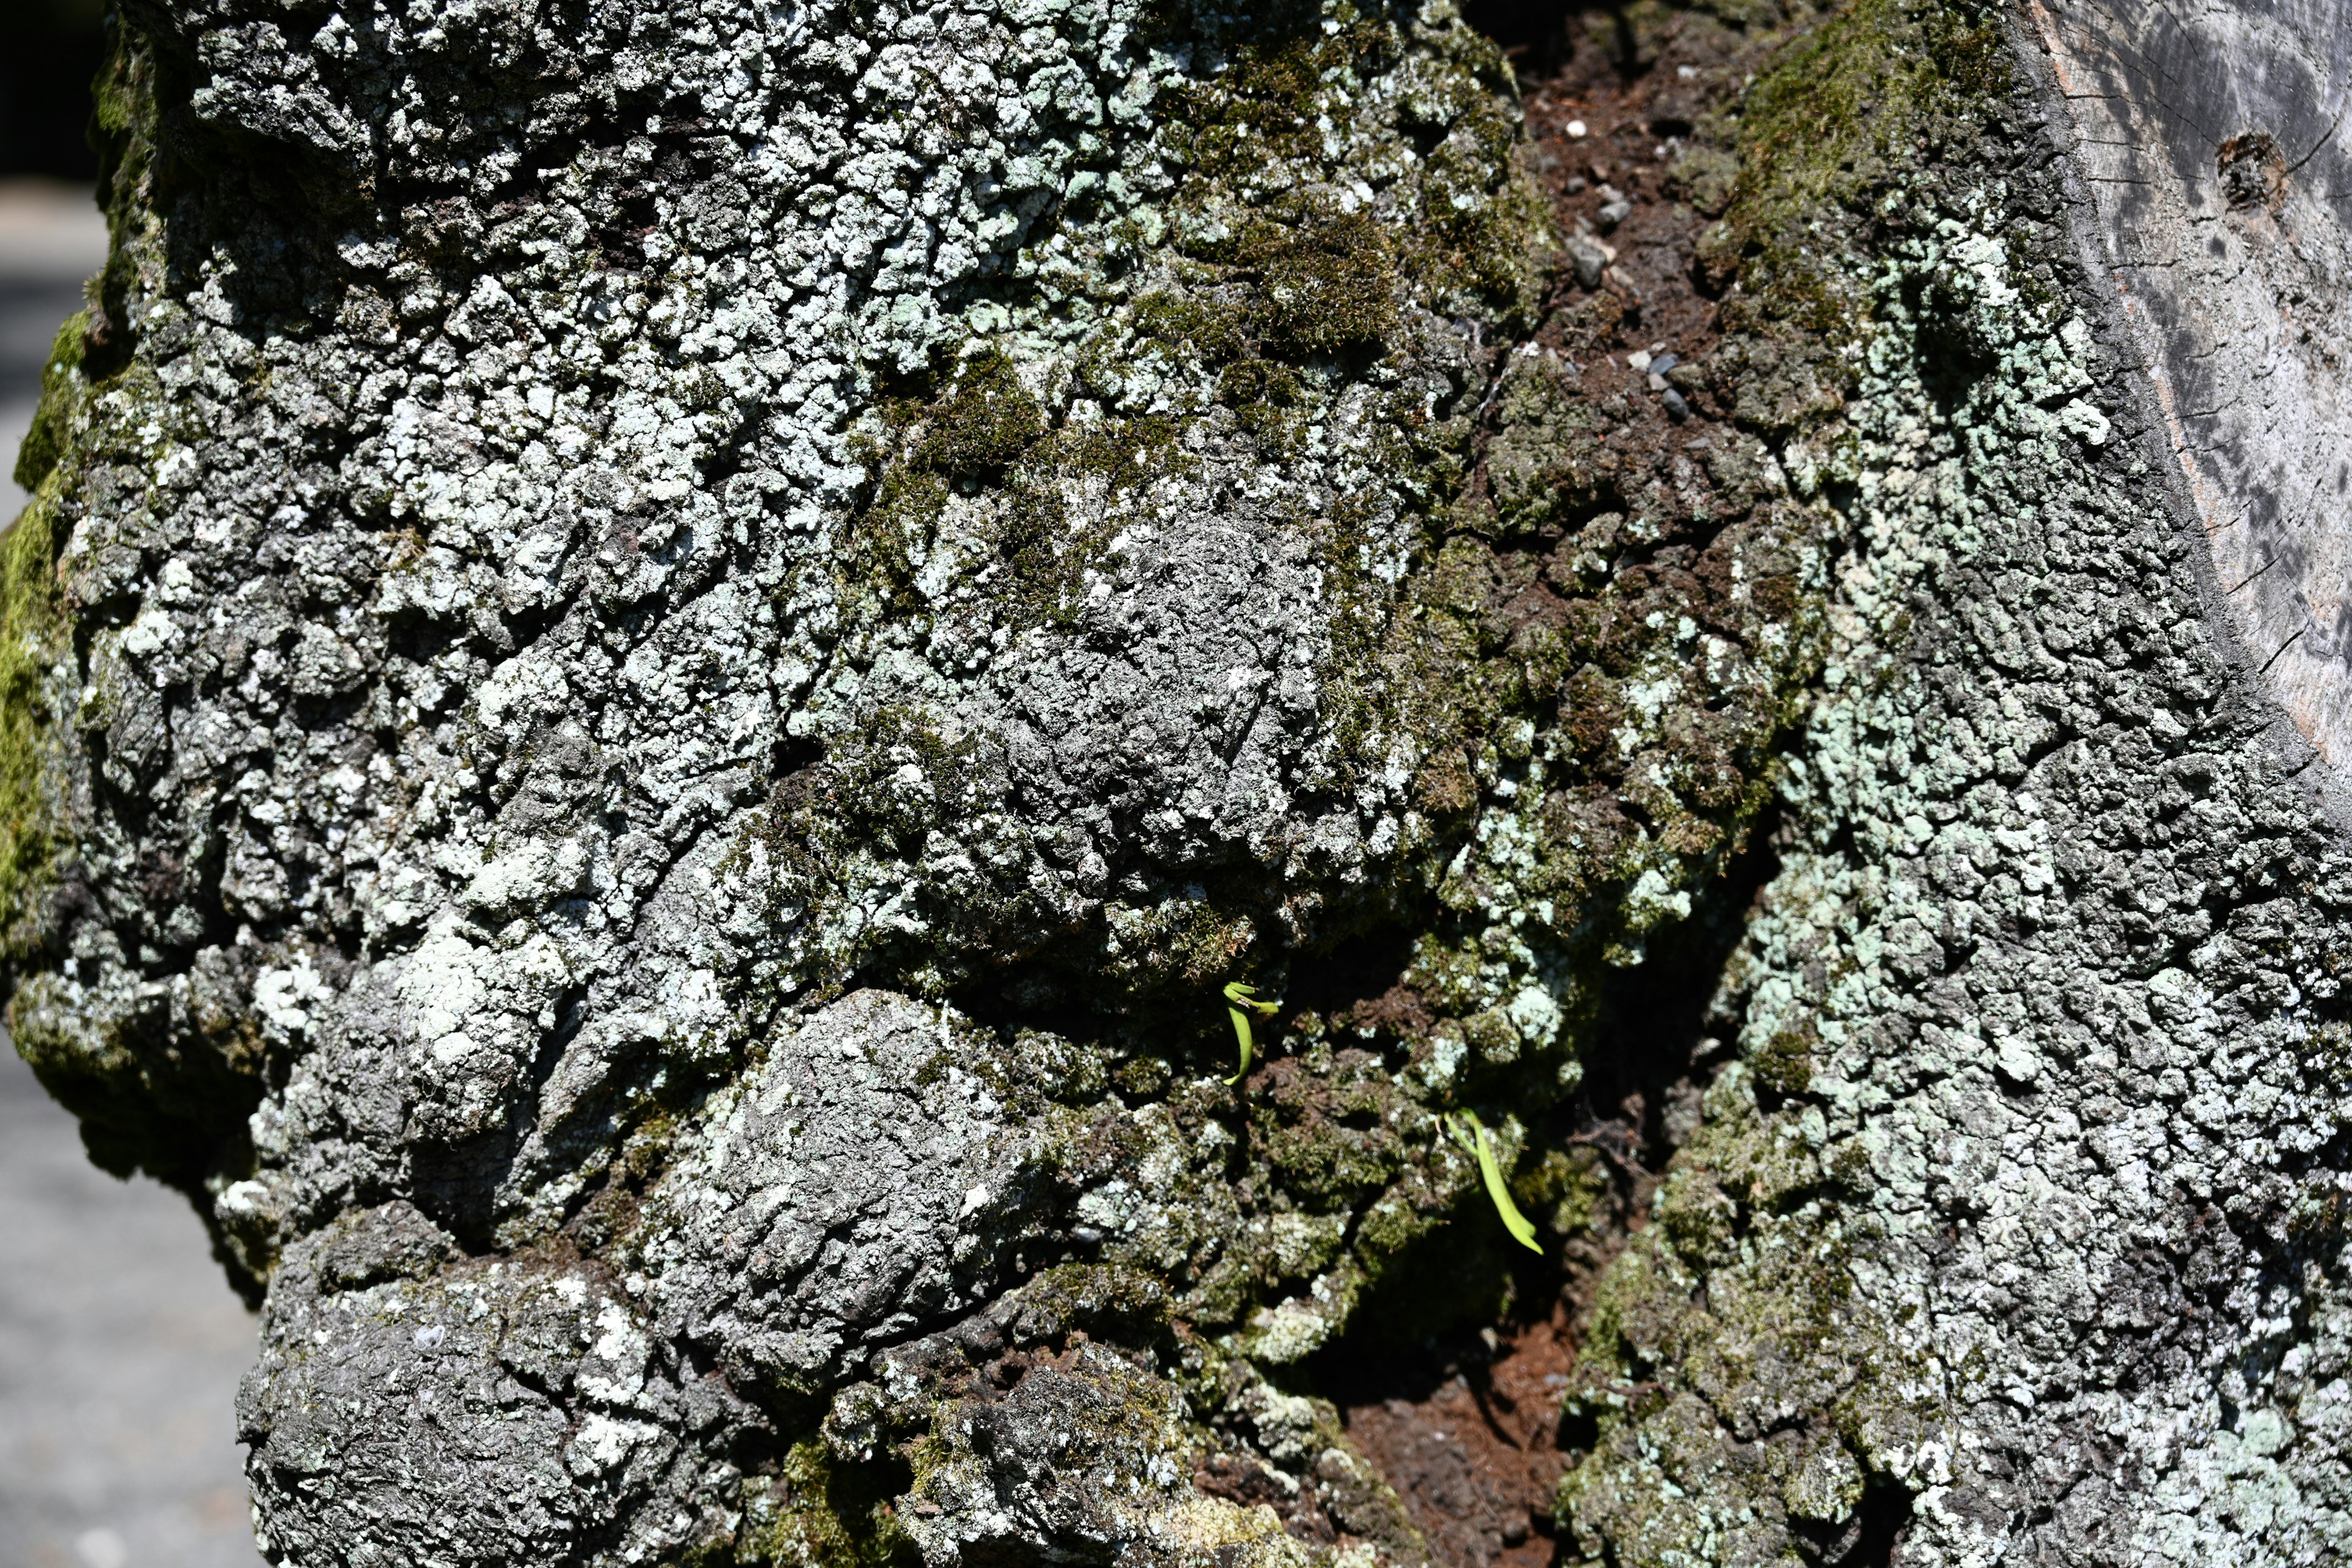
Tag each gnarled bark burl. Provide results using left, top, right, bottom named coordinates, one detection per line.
left=7, top=0, right=2352, bottom=1561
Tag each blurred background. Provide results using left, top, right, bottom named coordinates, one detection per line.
left=2, top=0, right=106, bottom=185
left=3, top=4, right=269, bottom=1562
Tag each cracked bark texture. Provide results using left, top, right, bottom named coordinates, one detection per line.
left=10, top=0, right=2352, bottom=1564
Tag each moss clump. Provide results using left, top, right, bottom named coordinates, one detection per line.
left=837, top=466, right=950, bottom=616
left=1254, top=1049, right=1418, bottom=1209
left=1152, top=0, right=1388, bottom=183
left=991, top=414, right=1191, bottom=631
left=1232, top=202, right=1399, bottom=359
left=914, top=350, right=1046, bottom=477
left=1557, top=1066, right=1928, bottom=1567
left=0, top=310, right=102, bottom=964
left=4, top=32, right=178, bottom=967
left=1751, top=1022, right=1817, bottom=1095
left=737, top=1440, right=918, bottom=1568
left=1156, top=0, right=1547, bottom=329
left=12, top=311, right=89, bottom=495
left=1123, top=289, right=1248, bottom=364
left=0, top=492, right=64, bottom=962
left=1704, top=0, right=2012, bottom=379
left=830, top=345, right=1193, bottom=646
left=1414, top=92, right=1551, bottom=320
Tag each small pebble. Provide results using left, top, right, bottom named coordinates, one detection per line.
left=1647, top=372, right=1668, bottom=391
left=1564, top=175, right=1588, bottom=194
left=1677, top=64, right=1699, bottom=79
left=1662, top=388, right=1690, bottom=421
left=1566, top=236, right=1607, bottom=290
left=1650, top=352, right=1678, bottom=374
left=1598, top=199, right=1631, bottom=230
left=1566, top=119, right=1588, bottom=138
left=1626, top=349, right=1652, bottom=372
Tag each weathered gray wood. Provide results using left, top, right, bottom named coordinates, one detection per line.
left=2029, top=0, right=2352, bottom=774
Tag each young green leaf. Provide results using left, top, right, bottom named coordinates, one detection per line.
left=1221, top=981, right=1278, bottom=1086
left=1450, top=1110, right=1542, bottom=1253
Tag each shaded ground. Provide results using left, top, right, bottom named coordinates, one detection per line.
left=1336, top=1311, right=1581, bottom=1568
left=0, top=1042, right=265, bottom=1568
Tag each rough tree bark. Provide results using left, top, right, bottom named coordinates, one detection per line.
left=6, top=0, right=2352, bottom=1562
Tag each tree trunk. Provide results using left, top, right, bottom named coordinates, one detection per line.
left=6, top=0, right=2350, bottom=1562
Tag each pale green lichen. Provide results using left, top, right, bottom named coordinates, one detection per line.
left=1549, top=4, right=2109, bottom=1559
left=1558, top=1066, right=1944, bottom=1564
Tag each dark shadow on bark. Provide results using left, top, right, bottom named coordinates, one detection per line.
left=410, top=982, right=587, bottom=1251
left=1812, top=1476, right=1915, bottom=1568
left=1460, top=0, right=1642, bottom=82
left=1574, top=808, right=1778, bottom=1163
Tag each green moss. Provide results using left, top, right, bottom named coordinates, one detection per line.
left=737, top=1440, right=919, bottom=1568
left=1705, top=0, right=2011, bottom=361
left=0, top=313, right=110, bottom=967
left=1153, top=0, right=1388, bottom=184
left=1256, top=1051, right=1412, bottom=1205
left=0, top=494, right=65, bottom=962
left=1125, top=289, right=1248, bottom=364
left=1482, top=361, right=1608, bottom=536
left=1557, top=1068, right=1920, bottom=1564
left=1232, top=202, right=1399, bottom=359
left=1156, top=0, right=1547, bottom=330
left=991, top=413, right=1191, bottom=632
left=1412, top=99, right=1552, bottom=323
left=1751, top=1022, right=1816, bottom=1094
left=13, top=312, right=89, bottom=495
left=1218, top=357, right=1308, bottom=448
left=914, top=350, right=1045, bottom=477
left=834, top=345, right=1197, bottom=650
left=837, top=467, right=948, bottom=616
left=1535, top=1144, right=1611, bottom=1235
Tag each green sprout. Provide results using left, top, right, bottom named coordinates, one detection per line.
left=1223, top=981, right=1278, bottom=1085
left=1449, top=1110, right=1542, bottom=1253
